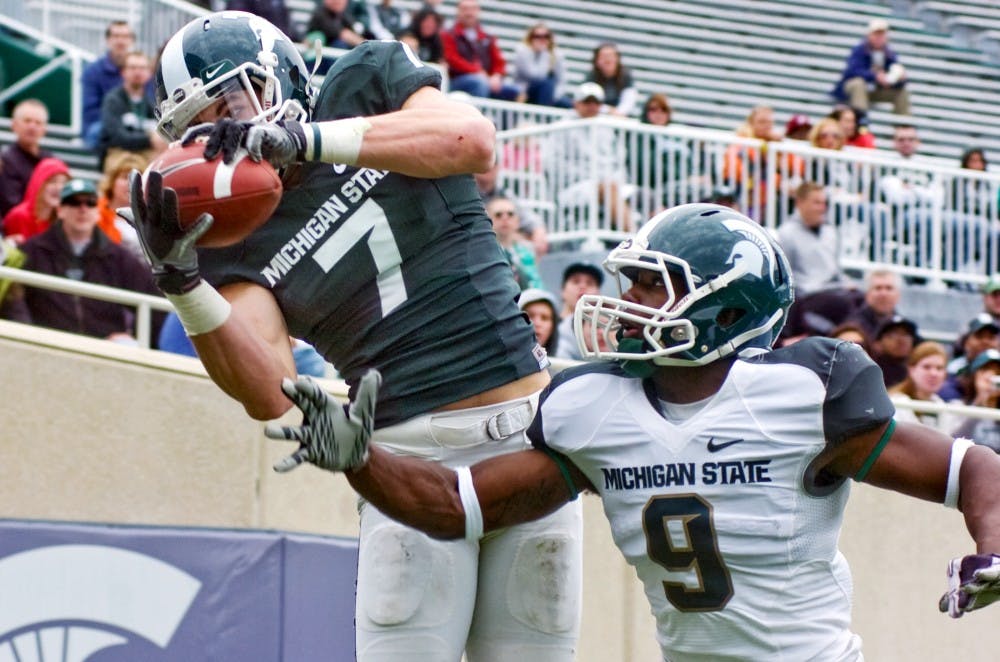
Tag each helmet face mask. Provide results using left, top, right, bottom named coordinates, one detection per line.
left=154, top=11, right=314, bottom=140
left=574, top=204, right=794, bottom=367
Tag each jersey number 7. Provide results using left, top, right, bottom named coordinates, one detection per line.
left=313, top=197, right=408, bottom=319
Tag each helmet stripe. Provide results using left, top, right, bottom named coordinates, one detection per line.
left=159, top=27, right=191, bottom=107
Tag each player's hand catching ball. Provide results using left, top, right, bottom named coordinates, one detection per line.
left=940, top=553, right=1000, bottom=617
left=118, top=169, right=211, bottom=295
left=182, top=118, right=307, bottom=168
left=266, top=369, right=382, bottom=473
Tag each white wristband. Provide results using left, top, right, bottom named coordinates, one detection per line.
left=944, top=438, right=975, bottom=509
left=455, top=466, right=484, bottom=541
left=302, top=117, right=372, bottom=165
left=166, top=280, right=231, bottom=336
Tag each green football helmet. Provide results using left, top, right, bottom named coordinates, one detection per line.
left=154, top=11, right=314, bottom=140
left=575, top=204, right=794, bottom=367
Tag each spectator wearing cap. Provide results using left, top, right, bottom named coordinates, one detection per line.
left=16, top=178, right=162, bottom=344
left=518, top=287, right=560, bottom=358
left=784, top=114, right=812, bottom=141
left=831, top=18, right=910, bottom=116
left=845, top=268, right=901, bottom=340
left=871, top=314, right=920, bottom=387
left=952, top=348, right=1000, bottom=452
left=977, top=274, right=1000, bottom=324
left=545, top=82, right=636, bottom=233
left=554, top=261, right=603, bottom=360
left=939, top=313, right=1000, bottom=402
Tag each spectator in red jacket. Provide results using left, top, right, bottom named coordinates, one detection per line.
left=440, top=0, right=518, bottom=100
left=2, top=157, right=70, bottom=245
left=830, top=106, right=876, bottom=149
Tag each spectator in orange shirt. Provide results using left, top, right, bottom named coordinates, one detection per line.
left=96, top=152, right=146, bottom=260
left=722, top=105, right=803, bottom=219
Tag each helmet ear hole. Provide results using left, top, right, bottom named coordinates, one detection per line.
left=716, top=308, right=745, bottom=329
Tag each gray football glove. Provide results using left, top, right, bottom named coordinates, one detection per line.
left=265, top=369, right=382, bottom=473
left=939, top=553, right=1000, bottom=618
left=117, top=170, right=212, bottom=295
left=181, top=118, right=307, bottom=168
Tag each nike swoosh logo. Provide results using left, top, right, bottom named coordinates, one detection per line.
left=204, top=63, right=227, bottom=80
left=706, top=437, right=745, bottom=453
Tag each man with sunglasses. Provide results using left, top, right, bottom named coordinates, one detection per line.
left=18, top=178, right=160, bottom=343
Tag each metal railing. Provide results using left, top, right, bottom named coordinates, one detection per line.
left=481, top=102, right=1000, bottom=287
left=0, top=265, right=172, bottom=348
left=0, top=0, right=206, bottom=62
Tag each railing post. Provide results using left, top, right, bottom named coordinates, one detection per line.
left=764, top=143, right=778, bottom=232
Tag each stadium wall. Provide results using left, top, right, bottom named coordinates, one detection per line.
left=1, top=319, right=997, bottom=660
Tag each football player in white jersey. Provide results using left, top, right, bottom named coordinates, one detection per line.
left=268, top=203, right=1000, bottom=661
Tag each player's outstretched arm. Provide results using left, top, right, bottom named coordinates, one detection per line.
left=822, top=420, right=1000, bottom=617
left=349, top=85, right=496, bottom=178
left=346, top=444, right=581, bottom=540
left=184, top=86, right=495, bottom=179
left=265, top=369, right=580, bottom=539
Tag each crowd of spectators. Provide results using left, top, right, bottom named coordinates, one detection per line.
left=6, top=4, right=1000, bottom=456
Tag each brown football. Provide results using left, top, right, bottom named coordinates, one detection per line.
left=145, top=140, right=282, bottom=248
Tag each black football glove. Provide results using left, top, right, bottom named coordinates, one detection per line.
left=117, top=170, right=211, bottom=295
left=181, top=119, right=308, bottom=168
left=265, top=369, right=382, bottom=473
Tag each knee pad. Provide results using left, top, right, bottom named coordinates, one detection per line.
left=506, top=534, right=581, bottom=635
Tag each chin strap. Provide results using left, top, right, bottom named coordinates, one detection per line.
left=617, top=337, right=657, bottom=378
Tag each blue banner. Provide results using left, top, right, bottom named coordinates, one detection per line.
left=0, top=519, right=358, bottom=661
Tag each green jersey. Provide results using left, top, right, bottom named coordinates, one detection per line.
left=198, top=41, right=547, bottom=426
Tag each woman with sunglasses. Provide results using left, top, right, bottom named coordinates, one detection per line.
left=512, top=22, right=571, bottom=107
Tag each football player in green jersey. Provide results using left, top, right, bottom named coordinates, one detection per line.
left=126, top=12, right=582, bottom=662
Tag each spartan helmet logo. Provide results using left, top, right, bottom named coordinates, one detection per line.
left=722, top=220, right=779, bottom=285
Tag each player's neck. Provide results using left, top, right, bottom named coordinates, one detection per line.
left=650, top=358, right=735, bottom=404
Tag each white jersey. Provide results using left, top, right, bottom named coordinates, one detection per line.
left=528, top=337, right=893, bottom=661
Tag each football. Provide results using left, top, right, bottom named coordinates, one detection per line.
left=145, top=140, right=283, bottom=248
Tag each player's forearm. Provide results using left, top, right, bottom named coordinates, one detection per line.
left=317, top=106, right=495, bottom=178
left=959, top=445, right=1000, bottom=553
left=347, top=445, right=468, bottom=539
left=190, top=313, right=297, bottom=421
